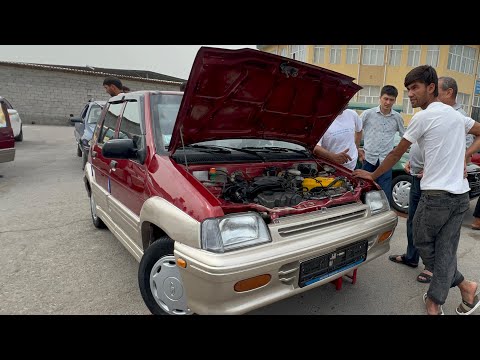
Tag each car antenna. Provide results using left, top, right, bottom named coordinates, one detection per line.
left=179, top=125, right=189, bottom=172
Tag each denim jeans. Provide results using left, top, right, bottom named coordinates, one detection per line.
left=405, top=176, right=421, bottom=264
left=473, top=196, right=480, bottom=218
left=413, top=191, right=470, bottom=305
left=362, top=160, right=393, bottom=205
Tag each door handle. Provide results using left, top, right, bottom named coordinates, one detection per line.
left=110, top=160, right=118, bottom=172
left=91, top=150, right=97, bottom=158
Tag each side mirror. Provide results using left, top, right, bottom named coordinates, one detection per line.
left=102, top=139, right=137, bottom=159
left=70, top=117, right=83, bottom=124
left=7, top=109, right=18, bottom=116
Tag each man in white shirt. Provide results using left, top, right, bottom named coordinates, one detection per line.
left=354, top=65, right=480, bottom=315
left=314, top=107, right=363, bottom=170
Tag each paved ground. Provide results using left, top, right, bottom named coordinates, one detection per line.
left=1, top=125, right=479, bottom=315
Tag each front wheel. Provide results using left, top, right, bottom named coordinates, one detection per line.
left=391, top=174, right=411, bottom=214
left=138, top=237, right=193, bottom=315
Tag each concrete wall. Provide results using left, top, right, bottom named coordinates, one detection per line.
left=0, top=64, right=180, bottom=126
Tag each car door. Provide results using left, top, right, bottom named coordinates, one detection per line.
left=0, top=101, right=15, bottom=163
left=108, top=96, right=147, bottom=245
left=90, top=101, right=124, bottom=212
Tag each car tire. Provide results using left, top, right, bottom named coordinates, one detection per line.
left=391, top=174, right=411, bottom=214
left=82, top=151, right=88, bottom=170
left=138, top=236, right=193, bottom=316
left=15, top=126, right=23, bottom=142
left=77, top=144, right=82, bottom=157
left=89, top=192, right=106, bottom=229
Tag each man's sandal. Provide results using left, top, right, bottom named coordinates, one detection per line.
left=456, top=293, right=480, bottom=315
left=423, top=293, right=444, bottom=315
left=388, top=254, right=418, bottom=268
left=417, top=271, right=432, bottom=283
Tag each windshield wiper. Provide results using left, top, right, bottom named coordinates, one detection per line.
left=242, top=146, right=308, bottom=155
left=185, top=145, right=231, bottom=154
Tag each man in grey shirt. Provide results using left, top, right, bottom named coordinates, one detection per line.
left=359, top=85, right=405, bottom=205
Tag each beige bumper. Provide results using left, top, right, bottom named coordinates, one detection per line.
left=0, top=147, right=15, bottom=163
left=175, top=208, right=398, bottom=315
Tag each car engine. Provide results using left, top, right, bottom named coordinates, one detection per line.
left=211, top=163, right=355, bottom=209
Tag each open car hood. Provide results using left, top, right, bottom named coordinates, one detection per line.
left=169, top=47, right=361, bottom=153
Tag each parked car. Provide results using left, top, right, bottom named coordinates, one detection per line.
left=0, top=97, right=23, bottom=141
left=84, top=47, right=398, bottom=315
left=0, top=97, right=15, bottom=163
left=71, top=100, right=106, bottom=169
left=390, top=134, right=480, bottom=214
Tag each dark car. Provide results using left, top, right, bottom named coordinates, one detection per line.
left=71, top=100, right=106, bottom=169
left=83, top=47, right=398, bottom=315
left=0, top=97, right=15, bottom=164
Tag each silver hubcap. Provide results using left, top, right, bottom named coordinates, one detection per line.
left=392, top=180, right=411, bottom=210
left=90, top=195, right=98, bottom=220
left=150, top=256, right=192, bottom=315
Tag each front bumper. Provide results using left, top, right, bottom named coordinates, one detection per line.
left=175, top=204, right=398, bottom=315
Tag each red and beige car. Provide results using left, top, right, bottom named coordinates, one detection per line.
left=0, top=97, right=15, bottom=164
left=84, top=47, right=398, bottom=315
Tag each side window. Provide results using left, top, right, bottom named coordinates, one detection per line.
left=118, top=100, right=143, bottom=150
left=98, top=102, right=123, bottom=145
left=0, top=105, right=7, bottom=128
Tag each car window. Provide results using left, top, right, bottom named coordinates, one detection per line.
left=87, top=105, right=103, bottom=124
left=118, top=100, right=144, bottom=150
left=151, top=93, right=182, bottom=150
left=0, top=108, right=6, bottom=128
left=81, top=105, right=89, bottom=120
left=98, top=102, right=123, bottom=145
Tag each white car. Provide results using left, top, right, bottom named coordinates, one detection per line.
left=2, top=98, right=23, bottom=141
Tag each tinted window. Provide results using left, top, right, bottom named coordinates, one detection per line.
left=98, top=102, right=123, bottom=145
left=118, top=100, right=143, bottom=149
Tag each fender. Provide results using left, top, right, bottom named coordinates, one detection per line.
left=140, top=196, right=201, bottom=249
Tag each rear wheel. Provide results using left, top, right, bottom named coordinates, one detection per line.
left=138, top=237, right=193, bottom=315
left=15, top=126, right=23, bottom=142
left=391, top=174, right=411, bottom=214
left=89, top=192, right=106, bottom=229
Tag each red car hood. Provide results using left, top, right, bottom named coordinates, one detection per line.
left=169, top=47, right=361, bottom=153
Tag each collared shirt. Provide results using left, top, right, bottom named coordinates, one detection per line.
left=360, top=105, right=405, bottom=165
left=404, top=101, right=474, bottom=194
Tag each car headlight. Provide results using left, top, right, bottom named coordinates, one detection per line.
left=365, top=190, right=390, bottom=215
left=201, top=212, right=271, bottom=253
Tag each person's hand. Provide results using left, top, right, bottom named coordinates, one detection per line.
left=404, top=161, right=411, bottom=174
left=331, top=149, right=352, bottom=165
left=416, top=170, right=424, bottom=179
left=352, top=169, right=374, bottom=181
left=357, top=148, right=365, bottom=163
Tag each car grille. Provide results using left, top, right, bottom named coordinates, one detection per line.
left=277, top=208, right=367, bottom=237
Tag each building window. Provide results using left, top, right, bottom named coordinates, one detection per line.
left=362, top=45, right=385, bottom=66
left=280, top=48, right=287, bottom=57
left=407, top=45, right=421, bottom=67
left=457, top=92, right=471, bottom=114
left=472, top=95, right=480, bottom=121
left=346, top=45, right=359, bottom=64
left=357, top=86, right=380, bottom=104
left=330, top=45, right=342, bottom=64
left=426, top=45, right=440, bottom=67
left=389, top=45, right=402, bottom=66
left=313, top=45, right=325, bottom=64
left=403, top=91, right=414, bottom=115
left=290, top=45, right=306, bottom=62
left=448, top=45, right=477, bottom=74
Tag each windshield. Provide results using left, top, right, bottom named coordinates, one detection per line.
left=151, top=93, right=306, bottom=152
left=87, top=104, right=103, bottom=124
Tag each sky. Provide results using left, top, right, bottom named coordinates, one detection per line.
left=0, top=45, right=257, bottom=80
